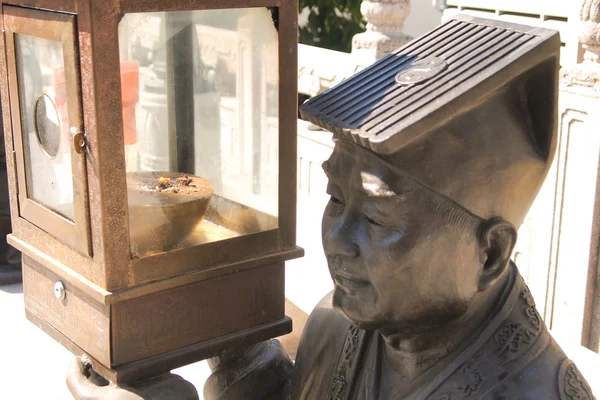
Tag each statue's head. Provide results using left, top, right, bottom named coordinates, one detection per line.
left=300, top=15, right=561, bottom=332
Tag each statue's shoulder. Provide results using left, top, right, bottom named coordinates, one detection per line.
left=297, top=291, right=350, bottom=355
left=304, top=292, right=347, bottom=333
left=488, top=338, right=595, bottom=400
left=289, top=292, right=352, bottom=398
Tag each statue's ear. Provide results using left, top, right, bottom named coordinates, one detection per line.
left=478, top=218, right=517, bottom=291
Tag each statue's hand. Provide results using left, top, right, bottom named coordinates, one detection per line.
left=66, top=355, right=199, bottom=400
left=204, top=339, right=293, bottom=400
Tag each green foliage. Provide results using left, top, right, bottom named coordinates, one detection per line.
left=299, top=0, right=366, bottom=53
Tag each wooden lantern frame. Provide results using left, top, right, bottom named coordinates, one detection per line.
left=0, top=0, right=300, bottom=383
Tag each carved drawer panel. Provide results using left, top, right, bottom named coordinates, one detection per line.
left=111, top=262, right=285, bottom=365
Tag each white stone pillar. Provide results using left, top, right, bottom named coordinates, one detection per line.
left=546, top=0, right=600, bottom=352
left=352, top=0, right=413, bottom=64
left=566, top=0, right=600, bottom=353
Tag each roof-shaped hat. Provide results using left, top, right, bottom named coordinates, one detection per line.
left=299, top=14, right=560, bottom=158
left=300, top=15, right=561, bottom=226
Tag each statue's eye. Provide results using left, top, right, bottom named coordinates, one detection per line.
left=330, top=196, right=343, bottom=205
left=326, top=195, right=345, bottom=217
left=364, top=214, right=384, bottom=227
left=326, top=183, right=345, bottom=214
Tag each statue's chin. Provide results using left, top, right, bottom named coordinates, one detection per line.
left=331, top=288, right=385, bottom=331
left=334, top=308, right=382, bottom=331
left=332, top=286, right=472, bottom=336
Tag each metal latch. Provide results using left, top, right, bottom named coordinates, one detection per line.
left=70, top=127, right=86, bottom=154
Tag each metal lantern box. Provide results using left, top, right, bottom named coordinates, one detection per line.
left=0, top=0, right=300, bottom=383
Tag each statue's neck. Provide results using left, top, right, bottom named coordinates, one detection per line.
left=378, top=267, right=512, bottom=382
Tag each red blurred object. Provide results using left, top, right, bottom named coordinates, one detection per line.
left=54, top=60, right=139, bottom=145
left=120, top=60, right=139, bottom=145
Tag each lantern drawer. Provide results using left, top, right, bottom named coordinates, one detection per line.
left=22, top=254, right=290, bottom=381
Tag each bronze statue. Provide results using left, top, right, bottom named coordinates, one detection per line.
left=67, top=15, right=595, bottom=399
left=204, top=15, right=596, bottom=400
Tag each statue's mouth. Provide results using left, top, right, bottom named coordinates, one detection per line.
left=333, top=274, right=370, bottom=293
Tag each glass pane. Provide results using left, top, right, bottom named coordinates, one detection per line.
left=119, top=9, right=279, bottom=257
left=15, top=34, right=75, bottom=221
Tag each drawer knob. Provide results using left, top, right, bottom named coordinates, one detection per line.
left=54, top=281, right=66, bottom=300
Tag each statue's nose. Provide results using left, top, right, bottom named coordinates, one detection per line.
left=323, top=219, right=359, bottom=259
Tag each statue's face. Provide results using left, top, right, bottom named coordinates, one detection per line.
left=322, top=143, right=483, bottom=333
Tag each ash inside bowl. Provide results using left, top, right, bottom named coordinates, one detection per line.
left=127, top=172, right=214, bottom=205
left=154, top=175, right=195, bottom=193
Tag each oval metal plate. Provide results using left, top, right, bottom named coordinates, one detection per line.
left=395, top=56, right=448, bottom=86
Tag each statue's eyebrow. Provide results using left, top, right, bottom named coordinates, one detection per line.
left=322, top=160, right=338, bottom=181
